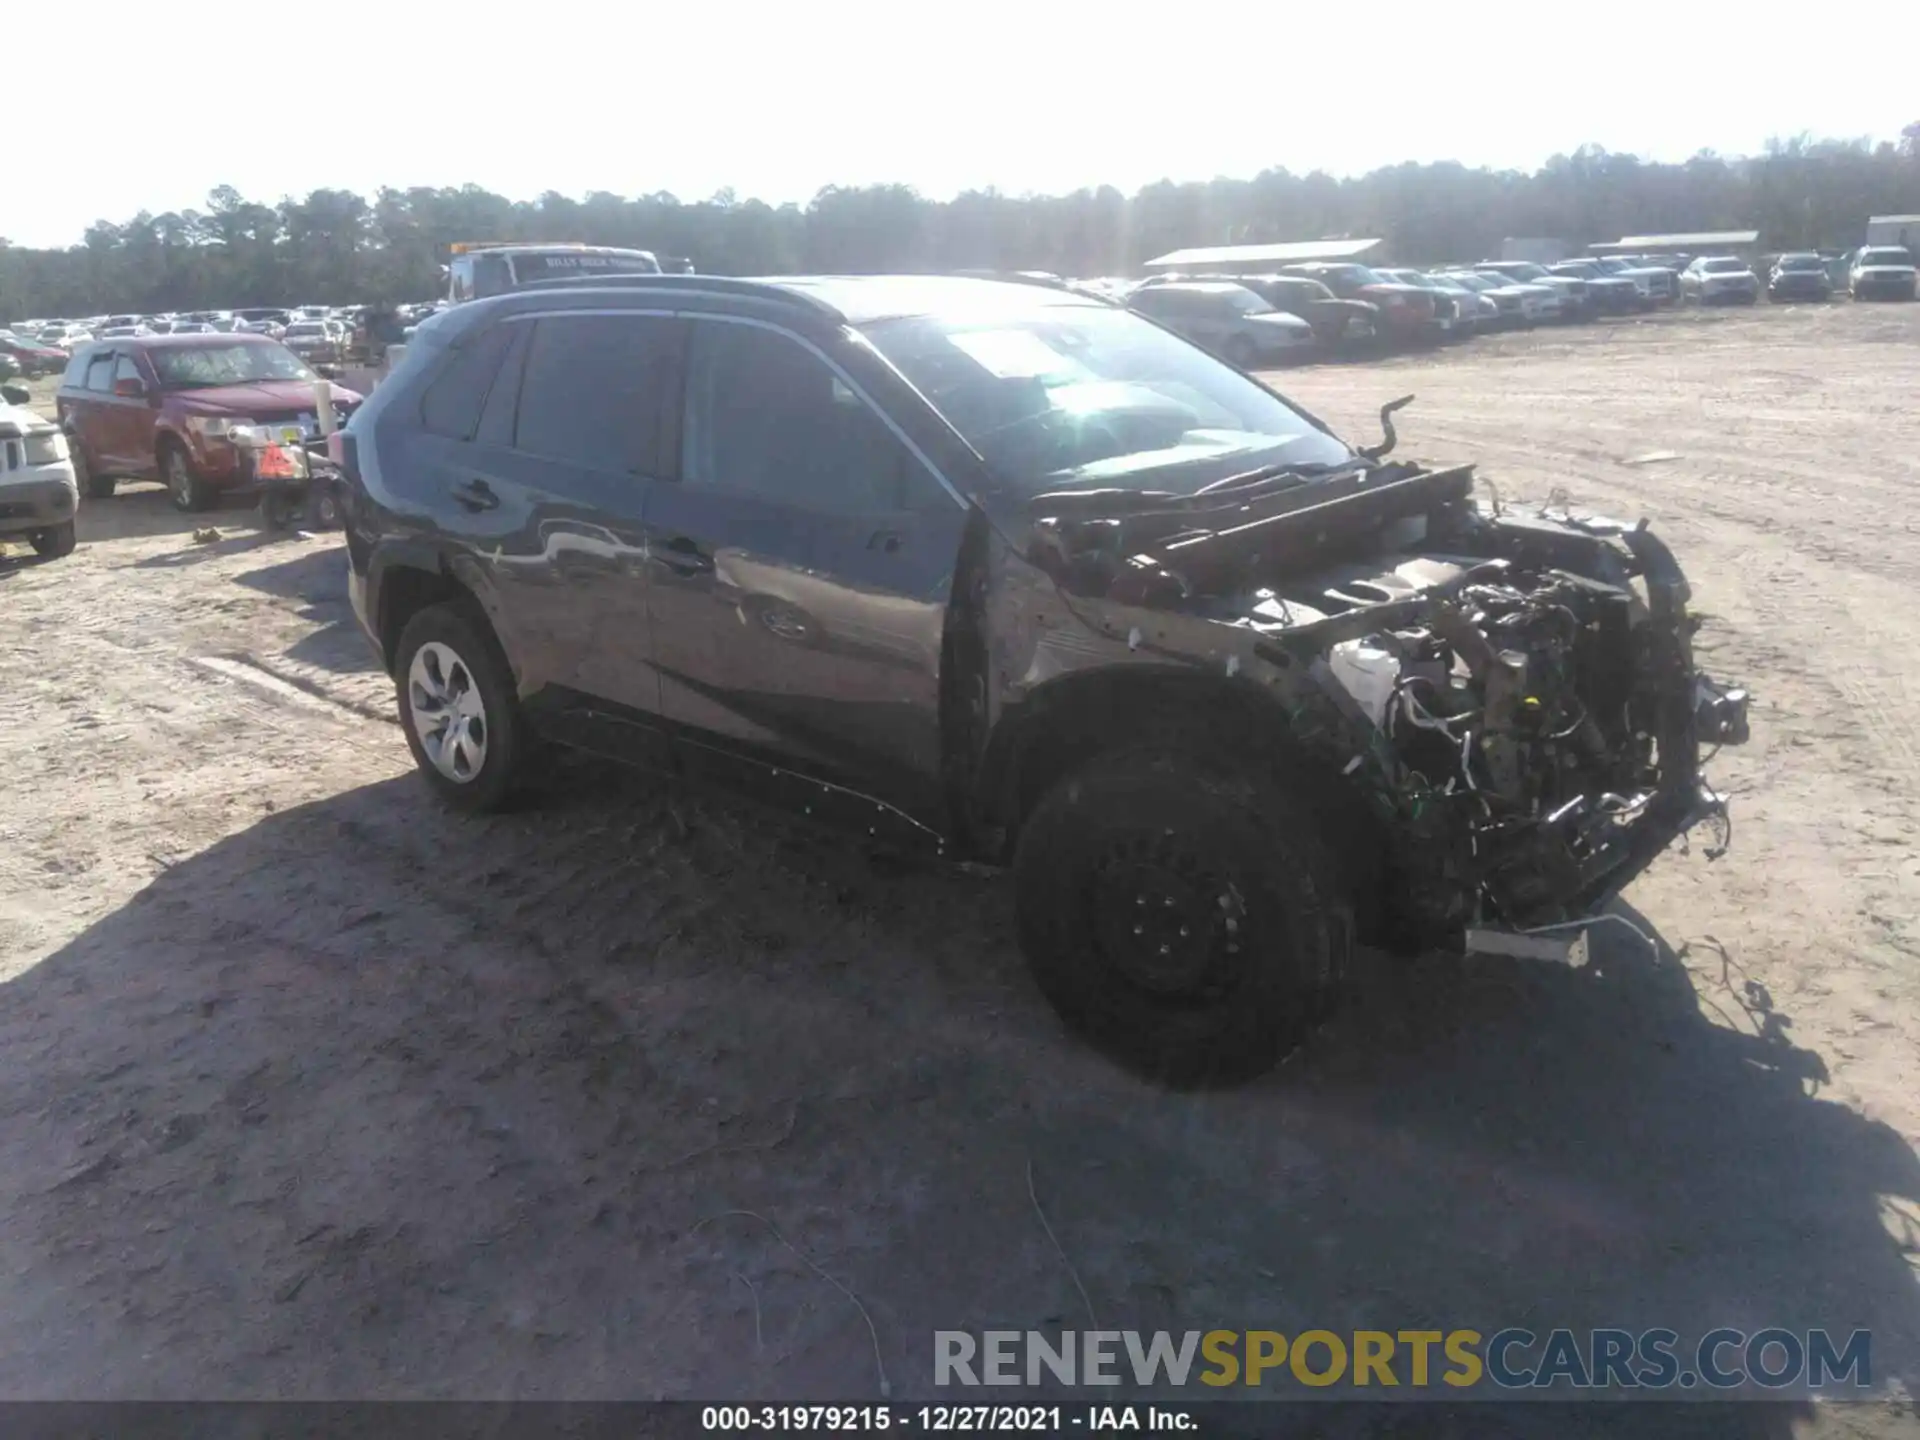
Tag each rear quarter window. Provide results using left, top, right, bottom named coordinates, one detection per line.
left=60, top=350, right=93, bottom=388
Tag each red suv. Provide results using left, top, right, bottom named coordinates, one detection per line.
left=55, top=333, right=362, bottom=509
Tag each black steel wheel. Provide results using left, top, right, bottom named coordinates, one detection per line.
left=1013, top=748, right=1351, bottom=1086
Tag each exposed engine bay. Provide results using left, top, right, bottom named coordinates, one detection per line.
left=1022, top=453, right=1752, bottom=939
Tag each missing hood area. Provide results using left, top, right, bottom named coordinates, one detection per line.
left=1023, top=461, right=1752, bottom=941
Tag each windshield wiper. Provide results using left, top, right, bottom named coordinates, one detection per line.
left=1196, top=455, right=1372, bottom=495
left=1026, top=460, right=1367, bottom=517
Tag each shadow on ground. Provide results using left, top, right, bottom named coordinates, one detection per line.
left=82, top=482, right=266, bottom=549
left=0, top=763, right=1913, bottom=1432
left=229, top=540, right=379, bottom=674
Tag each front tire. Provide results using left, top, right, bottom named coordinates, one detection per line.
left=1013, top=748, right=1352, bottom=1086
left=394, top=602, right=529, bottom=813
left=258, top=483, right=298, bottom=531
left=31, top=521, right=76, bottom=559
left=307, top=479, right=343, bottom=530
left=160, top=439, right=216, bottom=512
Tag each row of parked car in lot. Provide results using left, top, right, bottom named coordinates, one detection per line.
left=1058, top=246, right=1917, bottom=365
left=0, top=302, right=426, bottom=381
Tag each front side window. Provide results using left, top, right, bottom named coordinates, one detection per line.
left=862, top=298, right=1352, bottom=498
left=681, top=320, right=932, bottom=514
left=511, top=313, right=675, bottom=472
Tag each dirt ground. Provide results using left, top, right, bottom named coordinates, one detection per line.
left=3, top=305, right=1920, bottom=1431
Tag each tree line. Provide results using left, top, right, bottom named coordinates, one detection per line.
left=3, top=129, right=1917, bottom=320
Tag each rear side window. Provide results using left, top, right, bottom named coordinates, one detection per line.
left=85, top=354, right=116, bottom=391
left=114, top=354, right=143, bottom=386
left=511, top=313, right=677, bottom=472
left=419, top=324, right=515, bottom=441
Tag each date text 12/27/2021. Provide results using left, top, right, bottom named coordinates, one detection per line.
left=700, top=1406, right=1195, bottom=1432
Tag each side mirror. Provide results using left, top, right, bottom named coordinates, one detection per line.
left=0, top=383, right=30, bottom=406
left=112, top=376, right=148, bottom=399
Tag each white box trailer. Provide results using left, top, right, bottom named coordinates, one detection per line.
left=1866, top=216, right=1920, bottom=249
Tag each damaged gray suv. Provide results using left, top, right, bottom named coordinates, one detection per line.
left=341, top=274, right=1750, bottom=1084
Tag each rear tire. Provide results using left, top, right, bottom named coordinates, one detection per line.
left=394, top=601, right=529, bottom=814
left=1013, top=747, right=1352, bottom=1086
left=31, top=521, right=76, bottom=559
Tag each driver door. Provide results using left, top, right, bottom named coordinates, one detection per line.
left=642, top=317, right=971, bottom=838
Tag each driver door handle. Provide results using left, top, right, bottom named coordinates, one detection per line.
left=656, top=535, right=714, bottom=575
left=451, top=478, right=498, bottom=512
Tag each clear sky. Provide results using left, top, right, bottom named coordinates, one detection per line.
left=8, top=0, right=1914, bottom=249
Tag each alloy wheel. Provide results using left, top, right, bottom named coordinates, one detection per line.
left=407, top=641, right=489, bottom=783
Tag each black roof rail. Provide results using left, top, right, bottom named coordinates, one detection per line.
left=509, top=272, right=844, bottom=319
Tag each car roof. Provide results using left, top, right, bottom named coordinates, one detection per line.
left=762, top=275, right=1106, bottom=323
left=472, top=273, right=1109, bottom=328
left=1128, top=280, right=1254, bottom=296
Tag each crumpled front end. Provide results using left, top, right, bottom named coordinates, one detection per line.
left=1016, top=463, right=1751, bottom=940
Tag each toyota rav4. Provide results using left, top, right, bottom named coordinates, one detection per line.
left=339, top=274, right=1750, bottom=1084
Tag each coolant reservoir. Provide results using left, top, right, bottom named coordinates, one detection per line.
left=1328, top=639, right=1401, bottom=727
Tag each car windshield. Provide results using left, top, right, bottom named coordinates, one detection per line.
left=1861, top=248, right=1913, bottom=266
left=148, top=343, right=315, bottom=389
left=1778, top=255, right=1824, bottom=271
left=861, top=303, right=1353, bottom=497
left=286, top=323, right=326, bottom=336
left=1220, top=288, right=1274, bottom=314
left=1701, top=258, right=1747, bottom=273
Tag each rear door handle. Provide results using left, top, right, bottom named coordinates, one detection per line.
left=867, top=528, right=904, bottom=554
left=451, top=478, right=498, bottom=512
left=656, top=535, right=714, bottom=575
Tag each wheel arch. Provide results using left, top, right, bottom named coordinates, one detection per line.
left=975, top=665, right=1381, bottom=868
left=369, top=544, right=505, bottom=679
left=153, top=425, right=190, bottom=466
